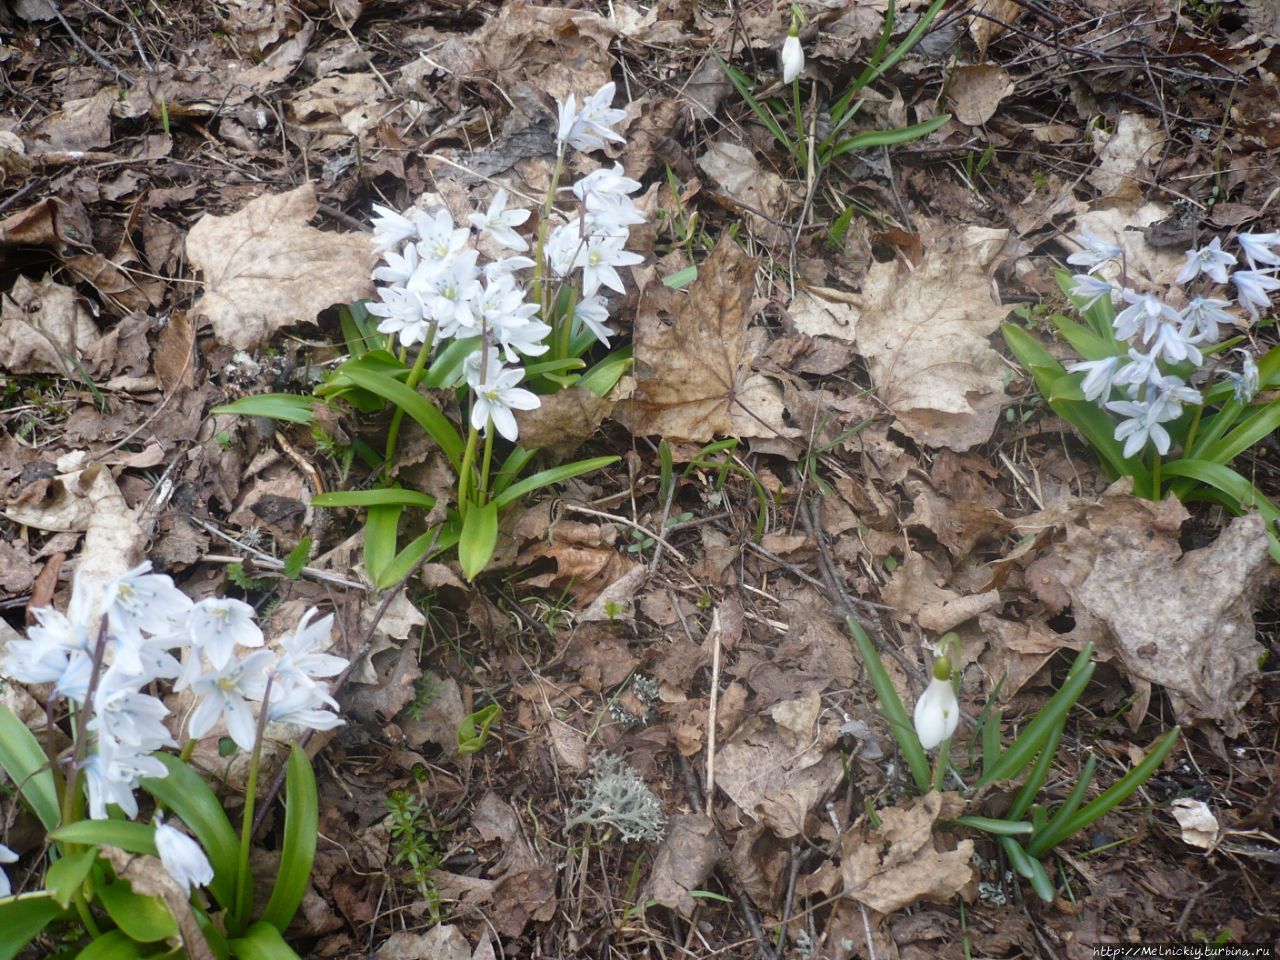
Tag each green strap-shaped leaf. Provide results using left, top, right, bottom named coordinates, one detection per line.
left=72, top=929, right=150, bottom=960
left=140, top=755, right=239, bottom=911
left=492, top=456, right=620, bottom=508
left=375, top=520, right=461, bottom=589
left=50, top=821, right=158, bottom=858
left=45, top=847, right=99, bottom=909
left=338, top=366, right=464, bottom=468
left=0, top=705, right=60, bottom=831
left=212, top=395, right=318, bottom=425
left=825, top=114, right=951, bottom=161
left=458, top=501, right=499, bottom=581
left=311, top=488, right=436, bottom=510
left=1160, top=460, right=1280, bottom=561
left=999, top=836, right=1055, bottom=902
left=228, top=921, right=303, bottom=960
left=362, top=504, right=402, bottom=587
left=259, top=746, right=318, bottom=934
left=1193, top=402, right=1280, bottom=467
left=0, top=893, right=65, bottom=960
left=97, top=881, right=178, bottom=943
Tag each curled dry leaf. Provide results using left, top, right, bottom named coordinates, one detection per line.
left=643, top=813, right=727, bottom=916
left=1088, top=113, right=1165, bottom=201
left=0, top=275, right=99, bottom=375
left=186, top=182, right=376, bottom=350
left=616, top=238, right=797, bottom=445
left=841, top=791, right=974, bottom=914
left=1170, top=798, right=1220, bottom=851
left=949, top=65, right=1015, bottom=126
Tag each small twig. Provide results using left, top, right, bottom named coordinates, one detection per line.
left=191, top=519, right=368, bottom=592
left=704, top=608, right=723, bottom=818
left=557, top=501, right=689, bottom=564
left=50, top=5, right=137, bottom=86
left=744, top=540, right=893, bottom=611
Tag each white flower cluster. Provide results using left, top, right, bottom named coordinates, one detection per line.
left=0, top=564, right=348, bottom=820
left=366, top=81, right=644, bottom=443
left=1065, top=229, right=1275, bottom=458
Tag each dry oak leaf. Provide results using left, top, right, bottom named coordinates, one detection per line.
left=854, top=226, right=1010, bottom=451
left=0, top=275, right=99, bottom=375
left=1088, top=113, right=1165, bottom=201
left=615, top=238, right=797, bottom=444
left=186, top=182, right=375, bottom=350
left=841, top=791, right=974, bottom=914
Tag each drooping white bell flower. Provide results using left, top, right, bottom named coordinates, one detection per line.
left=781, top=26, right=804, bottom=83
left=913, top=660, right=959, bottom=750
left=155, top=821, right=214, bottom=895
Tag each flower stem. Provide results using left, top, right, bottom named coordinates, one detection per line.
left=1151, top=450, right=1161, bottom=500
left=60, top=619, right=109, bottom=827
left=931, top=737, right=952, bottom=792
left=792, top=79, right=806, bottom=170
left=1183, top=402, right=1205, bottom=455
left=478, top=421, right=496, bottom=504
left=532, top=146, right=566, bottom=340
left=382, top=324, right=438, bottom=484
left=233, top=674, right=274, bottom=934
left=457, top=425, right=481, bottom=518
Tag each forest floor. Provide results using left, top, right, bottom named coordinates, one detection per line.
left=2, top=0, right=1279, bottom=957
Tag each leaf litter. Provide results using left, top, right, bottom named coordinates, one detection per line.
left=2, top=0, right=1279, bottom=955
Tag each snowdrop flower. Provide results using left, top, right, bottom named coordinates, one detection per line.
left=1066, top=227, right=1122, bottom=269
left=266, top=681, right=344, bottom=732
left=913, top=661, right=958, bottom=750
left=1179, top=296, right=1234, bottom=342
left=103, top=563, right=193, bottom=645
left=465, top=350, right=540, bottom=442
left=0, top=844, right=16, bottom=898
left=1237, top=231, right=1280, bottom=270
left=367, top=286, right=430, bottom=347
left=1114, top=289, right=1180, bottom=344
left=370, top=204, right=420, bottom=251
left=273, top=608, right=347, bottom=689
left=780, top=21, right=804, bottom=84
left=573, top=294, right=614, bottom=346
left=1106, top=398, right=1175, bottom=458
left=468, top=188, right=531, bottom=252
left=188, top=650, right=273, bottom=751
left=372, top=241, right=420, bottom=286
left=415, top=208, right=471, bottom=274
left=1070, top=273, right=1114, bottom=311
left=189, top=597, right=263, bottom=670
left=1175, top=236, right=1235, bottom=285
left=557, top=82, right=627, bottom=152
left=1066, top=355, right=1122, bottom=402
left=155, top=821, right=214, bottom=896
left=1231, top=269, right=1280, bottom=320
left=577, top=234, right=644, bottom=297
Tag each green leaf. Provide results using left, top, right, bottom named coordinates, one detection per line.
left=825, top=114, right=950, bottom=161
left=228, top=921, right=302, bottom=960
left=0, top=705, right=60, bottom=831
left=490, top=447, right=537, bottom=497
left=338, top=367, right=464, bottom=469
left=50, top=821, right=158, bottom=859
left=362, top=504, right=401, bottom=587
left=45, top=847, right=98, bottom=909
left=72, top=929, right=149, bottom=960
left=980, top=706, right=1003, bottom=777
left=0, top=893, right=64, bottom=960
left=1028, top=753, right=1097, bottom=856
left=283, top=537, right=310, bottom=580
left=662, top=265, right=698, bottom=289
left=1194, top=402, right=1280, bottom=466
left=423, top=336, right=481, bottom=389
left=658, top=440, right=675, bottom=505
left=714, top=54, right=792, bottom=152
left=953, top=816, right=1033, bottom=836
left=998, top=836, right=1055, bottom=902
left=1028, top=727, right=1181, bottom=857
left=1006, top=717, right=1064, bottom=822
left=1159, top=460, right=1280, bottom=561
left=1002, top=323, right=1066, bottom=378
left=578, top=346, right=633, bottom=398
left=140, top=755, right=239, bottom=911
left=312, top=488, right=437, bottom=510
left=1049, top=314, right=1115, bottom=362
left=456, top=704, right=501, bottom=756
left=975, top=645, right=1094, bottom=790
left=97, top=882, right=178, bottom=943
left=1043, top=372, right=1149, bottom=488
left=375, top=519, right=461, bottom=587
left=260, top=746, right=318, bottom=934
left=845, top=617, right=931, bottom=792
left=492, top=456, right=620, bottom=508
left=458, top=501, right=499, bottom=581
left=212, top=395, right=318, bottom=425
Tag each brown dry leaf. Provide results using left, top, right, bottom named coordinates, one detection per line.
left=186, top=182, right=376, bottom=350
left=698, top=139, right=791, bottom=238
left=643, top=814, right=727, bottom=915
left=1169, top=799, right=1220, bottom=851
left=288, top=73, right=387, bottom=146
left=882, top=550, right=1002, bottom=633
left=714, top=688, right=843, bottom=838
left=515, top=383, right=618, bottom=452
left=1241, top=0, right=1280, bottom=39
left=466, top=1, right=617, bottom=99
left=514, top=519, right=638, bottom=605
left=968, top=0, right=1022, bottom=57
left=0, top=275, right=99, bottom=375
left=492, top=867, right=557, bottom=938
left=616, top=238, right=796, bottom=445
left=1071, top=202, right=1181, bottom=288
left=401, top=673, right=466, bottom=754
left=1087, top=113, right=1165, bottom=201
left=375, top=926, right=471, bottom=960
left=852, top=226, right=1010, bottom=451
left=33, top=90, right=114, bottom=153
left=841, top=792, right=974, bottom=914
left=949, top=65, right=1014, bottom=126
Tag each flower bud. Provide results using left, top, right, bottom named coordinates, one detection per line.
left=781, top=28, right=804, bottom=84
left=913, top=673, right=959, bottom=750
left=156, top=821, right=214, bottom=895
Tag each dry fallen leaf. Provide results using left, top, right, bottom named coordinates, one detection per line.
left=1071, top=202, right=1182, bottom=288
left=0, top=275, right=99, bottom=375
left=949, top=65, right=1015, bottom=126
left=616, top=238, right=797, bottom=445
left=1170, top=798, right=1221, bottom=851
left=841, top=792, right=974, bottom=914
left=968, top=0, right=1022, bottom=57
left=698, top=139, right=791, bottom=238
left=1088, top=113, right=1165, bottom=201
left=186, top=182, right=376, bottom=350
left=643, top=814, right=727, bottom=915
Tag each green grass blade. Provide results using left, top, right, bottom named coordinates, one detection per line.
left=1027, top=753, right=1097, bottom=855
left=1006, top=717, right=1064, bottom=822
left=260, top=746, right=318, bottom=933
left=311, top=489, right=436, bottom=510
left=825, top=115, right=950, bottom=161
left=714, top=53, right=792, bottom=151
left=1194, top=402, right=1280, bottom=466
left=845, top=617, right=931, bottom=792
left=491, top=446, right=537, bottom=497
left=212, top=395, right=319, bottom=425
left=72, top=929, right=149, bottom=960
left=1159, top=460, right=1280, bottom=561
left=493, top=456, right=620, bottom=508
left=0, top=705, right=60, bottom=831
left=998, top=836, right=1055, bottom=901
left=377, top=520, right=461, bottom=587
left=954, top=816, right=1033, bottom=836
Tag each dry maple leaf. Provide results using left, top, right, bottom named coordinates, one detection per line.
left=186, top=182, right=375, bottom=350
left=616, top=238, right=794, bottom=444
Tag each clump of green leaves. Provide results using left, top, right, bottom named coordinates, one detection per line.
left=386, top=790, right=443, bottom=917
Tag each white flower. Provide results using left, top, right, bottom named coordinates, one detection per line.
left=266, top=681, right=344, bottom=732
left=1112, top=348, right=1161, bottom=392
left=545, top=220, right=585, bottom=277
left=408, top=248, right=480, bottom=338
left=1, top=598, right=92, bottom=690
left=467, top=188, right=531, bottom=252
left=465, top=351, right=541, bottom=442
left=1067, top=355, right=1122, bottom=402
left=104, top=563, right=193, bottom=646
left=1106, top=398, right=1177, bottom=458
left=90, top=676, right=176, bottom=754
left=368, top=285, right=430, bottom=347
left=1179, top=296, right=1234, bottom=342
left=555, top=91, right=578, bottom=148
left=573, top=164, right=642, bottom=210
left=483, top=255, right=536, bottom=281
left=414, top=208, right=471, bottom=275
left=1065, top=227, right=1122, bottom=269
left=155, top=822, right=214, bottom=895
left=558, top=82, right=627, bottom=153
left=84, top=739, right=168, bottom=820
left=370, top=204, right=420, bottom=251
left=913, top=674, right=959, bottom=750
left=1227, top=350, right=1260, bottom=403
left=1149, top=322, right=1202, bottom=366
left=1237, top=231, right=1280, bottom=270
left=372, top=241, right=420, bottom=286
left=1175, top=237, right=1235, bottom=285
left=576, top=235, right=644, bottom=297
left=780, top=31, right=804, bottom=84
left=273, top=608, right=347, bottom=689
left=0, top=843, right=17, bottom=898
left=574, top=294, right=614, bottom=346
left=1231, top=269, right=1280, bottom=320
left=1150, top=373, right=1201, bottom=411
left=1114, top=289, right=1180, bottom=344
left=1070, top=273, right=1114, bottom=311
left=188, top=650, right=273, bottom=751
left=189, top=597, right=263, bottom=670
